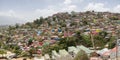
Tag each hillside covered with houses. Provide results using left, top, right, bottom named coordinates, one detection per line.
left=0, top=11, right=120, bottom=60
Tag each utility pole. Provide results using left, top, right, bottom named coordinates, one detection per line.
left=116, top=30, right=120, bottom=60
left=114, top=24, right=120, bottom=60
left=89, top=25, right=96, bottom=51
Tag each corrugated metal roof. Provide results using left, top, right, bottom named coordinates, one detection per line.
left=77, top=45, right=93, bottom=54
left=59, top=49, right=69, bottom=56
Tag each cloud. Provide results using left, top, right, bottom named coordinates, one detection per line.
left=1, top=0, right=120, bottom=25
left=0, top=16, right=26, bottom=25
left=113, top=5, right=120, bottom=13
left=83, top=2, right=120, bottom=13
left=0, top=10, right=28, bottom=25
left=61, top=5, right=77, bottom=12
left=0, top=10, right=15, bottom=17
left=0, top=0, right=82, bottom=25
left=64, top=0, right=72, bottom=5
left=64, top=0, right=83, bottom=4
left=0, top=10, right=26, bottom=19
left=33, top=0, right=79, bottom=19
left=34, top=8, right=57, bottom=17
left=84, top=2, right=110, bottom=12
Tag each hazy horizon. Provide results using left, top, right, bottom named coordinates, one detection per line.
left=0, top=0, right=120, bottom=25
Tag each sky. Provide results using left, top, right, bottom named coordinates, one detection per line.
left=0, top=0, right=120, bottom=25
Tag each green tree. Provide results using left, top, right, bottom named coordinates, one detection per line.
left=12, top=45, right=22, bottom=56
left=75, top=31, right=82, bottom=44
left=70, top=22, right=77, bottom=26
left=15, top=23, right=19, bottom=29
left=59, top=37, right=76, bottom=50
left=81, top=35, right=92, bottom=47
left=99, top=31, right=108, bottom=38
left=28, top=47, right=37, bottom=57
left=74, top=50, right=89, bottom=60
left=8, top=25, right=15, bottom=30
left=0, top=49, right=7, bottom=54
left=93, top=35, right=105, bottom=48
left=108, top=36, right=116, bottom=49
left=61, top=23, right=66, bottom=27
left=109, top=16, right=119, bottom=20
left=33, top=17, right=44, bottom=27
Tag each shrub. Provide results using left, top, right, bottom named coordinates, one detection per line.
left=74, top=50, right=89, bottom=60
